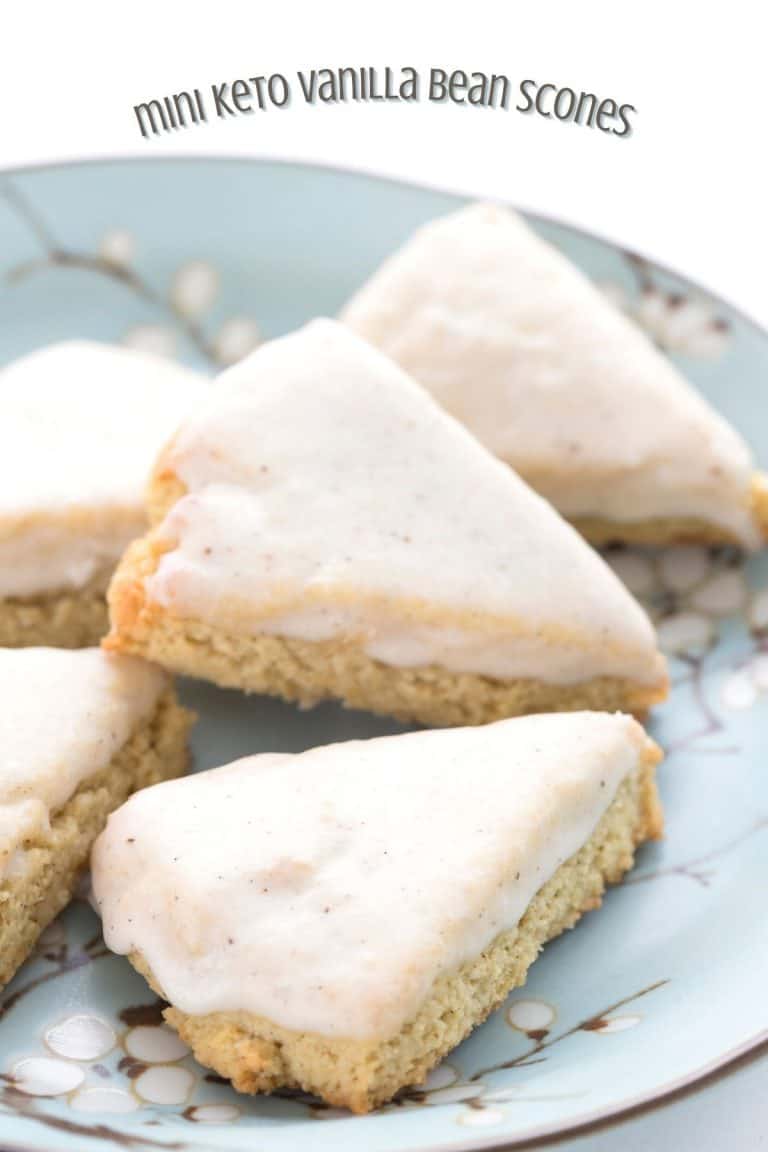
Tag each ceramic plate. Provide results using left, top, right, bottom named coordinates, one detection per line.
left=0, top=160, right=766, bottom=1152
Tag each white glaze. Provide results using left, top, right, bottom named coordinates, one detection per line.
left=92, top=711, right=647, bottom=1039
left=0, top=647, right=166, bottom=875
left=145, top=320, right=663, bottom=686
left=0, top=341, right=207, bottom=597
left=342, top=204, right=760, bottom=547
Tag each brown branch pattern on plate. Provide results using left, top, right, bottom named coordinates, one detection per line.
left=0, top=933, right=108, bottom=1024
left=628, top=816, right=768, bottom=889
left=467, top=978, right=669, bottom=1084
left=2, top=181, right=219, bottom=366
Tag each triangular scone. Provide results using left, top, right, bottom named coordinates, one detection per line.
left=105, top=320, right=667, bottom=725
left=0, top=341, right=207, bottom=648
left=92, top=711, right=662, bottom=1113
left=0, top=647, right=192, bottom=988
left=342, top=204, right=767, bottom=549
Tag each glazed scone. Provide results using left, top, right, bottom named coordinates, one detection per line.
left=92, top=711, right=662, bottom=1113
left=0, top=647, right=192, bottom=988
left=342, top=204, right=767, bottom=549
left=0, top=341, right=208, bottom=648
left=105, top=320, right=667, bottom=726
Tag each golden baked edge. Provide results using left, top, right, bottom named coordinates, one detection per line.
left=0, top=689, right=193, bottom=990
left=0, top=571, right=110, bottom=649
left=128, top=738, right=662, bottom=1114
left=570, top=472, right=768, bottom=548
left=106, top=595, right=667, bottom=725
left=106, top=464, right=668, bottom=726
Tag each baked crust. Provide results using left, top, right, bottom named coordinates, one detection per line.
left=0, top=571, right=111, bottom=649
left=0, top=689, right=193, bottom=989
left=566, top=473, right=768, bottom=548
left=130, top=741, right=662, bottom=1113
left=105, top=465, right=668, bottom=726
left=106, top=599, right=666, bottom=726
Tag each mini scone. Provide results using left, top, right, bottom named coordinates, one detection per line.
left=0, top=646, right=192, bottom=988
left=105, top=320, right=667, bottom=726
left=342, top=203, right=768, bottom=548
left=92, top=710, right=662, bottom=1113
left=0, top=341, right=207, bottom=648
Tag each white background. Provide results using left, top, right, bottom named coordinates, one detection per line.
left=2, top=0, right=765, bottom=326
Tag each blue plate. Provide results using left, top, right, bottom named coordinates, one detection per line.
left=0, top=160, right=766, bottom=1152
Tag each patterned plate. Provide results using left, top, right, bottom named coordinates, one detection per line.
left=0, top=160, right=766, bottom=1152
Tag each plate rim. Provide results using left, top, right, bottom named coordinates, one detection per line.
left=0, top=152, right=765, bottom=342
left=0, top=155, right=766, bottom=1152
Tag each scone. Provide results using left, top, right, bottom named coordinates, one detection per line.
left=342, top=203, right=767, bottom=549
left=0, top=341, right=207, bottom=648
left=92, top=710, right=662, bottom=1113
left=105, top=320, right=667, bottom=726
left=0, top=646, right=192, bottom=988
